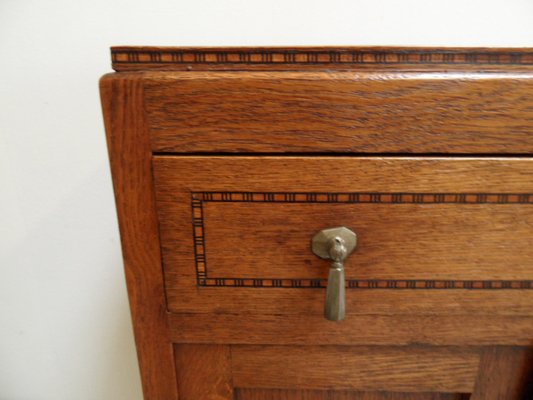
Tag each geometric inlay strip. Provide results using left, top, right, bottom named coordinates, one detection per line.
left=191, top=191, right=533, bottom=289
left=113, top=48, right=533, bottom=68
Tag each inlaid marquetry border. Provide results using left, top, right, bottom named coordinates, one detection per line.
left=113, top=47, right=533, bottom=67
left=191, top=191, right=533, bottom=289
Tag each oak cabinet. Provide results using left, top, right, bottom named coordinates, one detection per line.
left=101, top=47, right=533, bottom=400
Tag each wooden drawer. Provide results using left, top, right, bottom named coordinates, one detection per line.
left=154, top=156, right=533, bottom=346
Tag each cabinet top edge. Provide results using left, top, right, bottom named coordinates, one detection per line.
left=111, top=46, right=533, bottom=72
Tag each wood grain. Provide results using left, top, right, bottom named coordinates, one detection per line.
left=231, top=345, right=478, bottom=393
left=100, top=73, right=177, bottom=400
left=165, top=287, right=533, bottom=317
left=470, top=346, right=533, bottom=399
left=102, top=49, right=533, bottom=399
left=202, top=202, right=533, bottom=280
left=153, top=157, right=533, bottom=194
left=234, top=389, right=469, bottom=400
left=168, top=313, right=533, bottom=346
left=153, top=157, right=533, bottom=324
left=174, top=344, right=233, bottom=400
left=145, top=71, right=533, bottom=153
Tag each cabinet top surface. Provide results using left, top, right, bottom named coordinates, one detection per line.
left=110, top=46, right=533, bottom=72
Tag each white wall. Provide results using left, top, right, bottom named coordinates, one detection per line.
left=1, top=1, right=533, bottom=399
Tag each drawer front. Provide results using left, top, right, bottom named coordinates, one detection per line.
left=153, top=156, right=533, bottom=345
left=145, top=71, right=533, bottom=153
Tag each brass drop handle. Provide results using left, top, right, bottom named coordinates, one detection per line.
left=312, top=227, right=357, bottom=321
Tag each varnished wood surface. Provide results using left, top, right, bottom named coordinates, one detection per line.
left=145, top=71, right=533, bottom=153
left=201, top=202, right=532, bottom=280
left=234, top=389, right=469, bottom=400
left=174, top=344, right=233, bottom=400
left=102, top=49, right=533, bottom=399
left=166, top=288, right=533, bottom=317
left=231, top=345, right=478, bottom=393
left=470, top=347, right=533, bottom=399
left=111, top=46, right=533, bottom=72
left=100, top=73, right=178, bottom=399
left=168, top=313, right=533, bottom=346
left=154, top=157, right=533, bottom=329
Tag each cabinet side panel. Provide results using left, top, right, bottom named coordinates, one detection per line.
left=100, top=73, right=178, bottom=400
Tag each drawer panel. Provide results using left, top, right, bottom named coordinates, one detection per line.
left=191, top=200, right=530, bottom=281
left=145, top=71, right=533, bottom=153
left=154, top=157, right=533, bottom=345
left=154, top=157, right=533, bottom=314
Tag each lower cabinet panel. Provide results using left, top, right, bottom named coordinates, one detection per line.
left=173, top=344, right=533, bottom=399
left=234, top=389, right=470, bottom=400
left=173, top=344, right=477, bottom=400
left=231, top=345, right=477, bottom=393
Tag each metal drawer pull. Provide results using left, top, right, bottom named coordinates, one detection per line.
left=312, top=227, right=357, bottom=321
